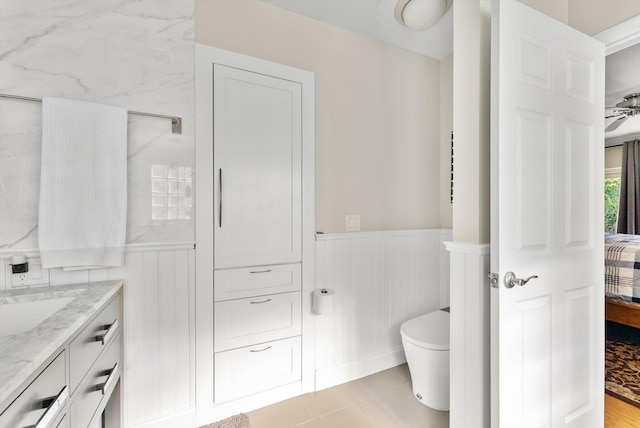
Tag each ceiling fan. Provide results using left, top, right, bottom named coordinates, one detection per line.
left=605, top=93, right=640, bottom=132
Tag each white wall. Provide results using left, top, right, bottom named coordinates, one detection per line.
left=195, top=0, right=448, bottom=234
left=605, top=146, right=624, bottom=169
left=440, top=55, right=454, bottom=229
left=568, top=0, right=640, bottom=35
left=0, top=0, right=195, bottom=249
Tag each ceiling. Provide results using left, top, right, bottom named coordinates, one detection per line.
left=260, top=0, right=453, bottom=60
left=260, top=0, right=637, bottom=143
left=605, top=43, right=640, bottom=144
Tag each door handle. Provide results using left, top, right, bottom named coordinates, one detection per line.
left=504, top=271, right=538, bottom=289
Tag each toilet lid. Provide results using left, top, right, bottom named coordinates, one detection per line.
left=400, top=310, right=449, bottom=350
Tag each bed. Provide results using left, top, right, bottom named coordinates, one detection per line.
left=605, top=233, right=640, bottom=329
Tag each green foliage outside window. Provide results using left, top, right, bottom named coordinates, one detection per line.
left=605, top=178, right=621, bottom=233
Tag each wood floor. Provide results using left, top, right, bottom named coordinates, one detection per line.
left=605, top=394, right=640, bottom=427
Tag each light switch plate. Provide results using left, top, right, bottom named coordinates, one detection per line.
left=346, top=215, right=360, bottom=232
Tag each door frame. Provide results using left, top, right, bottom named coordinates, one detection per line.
left=593, top=14, right=640, bottom=55
left=194, top=44, right=315, bottom=425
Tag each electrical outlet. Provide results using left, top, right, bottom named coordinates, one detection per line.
left=346, top=215, right=361, bottom=232
left=9, top=258, right=49, bottom=288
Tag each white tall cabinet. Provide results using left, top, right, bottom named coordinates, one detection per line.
left=195, top=45, right=315, bottom=425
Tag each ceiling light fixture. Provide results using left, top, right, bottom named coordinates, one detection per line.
left=395, top=0, right=451, bottom=30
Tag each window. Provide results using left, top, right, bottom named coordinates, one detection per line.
left=604, top=173, right=621, bottom=233
left=151, top=164, right=193, bottom=221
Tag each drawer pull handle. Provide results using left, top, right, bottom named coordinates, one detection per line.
left=249, top=269, right=272, bottom=274
left=97, top=362, right=119, bottom=396
left=249, top=298, right=272, bottom=304
left=96, top=319, right=119, bottom=345
left=33, top=386, right=68, bottom=428
left=250, top=346, right=272, bottom=353
left=218, top=168, right=223, bottom=228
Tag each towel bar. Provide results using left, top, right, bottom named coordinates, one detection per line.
left=0, top=93, right=182, bottom=134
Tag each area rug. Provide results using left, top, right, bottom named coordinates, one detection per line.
left=605, top=338, right=640, bottom=408
left=200, top=413, right=250, bottom=428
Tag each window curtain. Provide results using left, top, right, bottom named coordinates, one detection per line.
left=616, top=139, right=640, bottom=235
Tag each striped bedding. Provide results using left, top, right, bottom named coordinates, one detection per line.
left=605, top=233, right=640, bottom=304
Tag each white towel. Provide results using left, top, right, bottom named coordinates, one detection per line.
left=39, top=97, right=128, bottom=269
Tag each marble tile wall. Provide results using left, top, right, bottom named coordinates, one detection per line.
left=0, top=0, right=195, bottom=252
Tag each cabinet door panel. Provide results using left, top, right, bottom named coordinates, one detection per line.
left=214, top=64, right=302, bottom=269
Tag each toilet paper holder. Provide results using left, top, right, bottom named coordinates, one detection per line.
left=312, top=288, right=334, bottom=314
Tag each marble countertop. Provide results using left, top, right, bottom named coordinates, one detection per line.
left=0, top=280, right=123, bottom=407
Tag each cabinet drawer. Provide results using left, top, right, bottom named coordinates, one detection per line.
left=214, top=336, right=301, bottom=404
left=0, top=351, right=67, bottom=428
left=214, top=292, right=301, bottom=352
left=55, top=414, right=69, bottom=428
left=69, top=295, right=121, bottom=393
left=214, top=264, right=301, bottom=301
left=70, top=331, right=121, bottom=428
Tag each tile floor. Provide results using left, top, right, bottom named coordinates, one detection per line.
left=246, top=364, right=449, bottom=428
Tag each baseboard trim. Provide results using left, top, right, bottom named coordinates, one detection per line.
left=125, top=407, right=195, bottom=428
left=211, top=382, right=303, bottom=422
left=315, top=347, right=406, bottom=391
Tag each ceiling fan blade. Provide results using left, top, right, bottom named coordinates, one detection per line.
left=605, top=116, right=627, bottom=132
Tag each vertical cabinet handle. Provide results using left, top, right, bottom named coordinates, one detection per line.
left=219, top=168, right=223, bottom=228
left=34, top=386, right=68, bottom=428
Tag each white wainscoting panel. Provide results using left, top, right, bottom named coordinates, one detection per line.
left=445, top=241, right=490, bottom=428
left=123, top=245, right=195, bottom=428
left=315, top=229, right=451, bottom=390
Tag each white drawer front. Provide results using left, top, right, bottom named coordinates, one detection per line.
left=0, top=351, right=66, bottom=428
left=214, top=264, right=301, bottom=302
left=214, top=292, right=301, bottom=352
left=214, top=336, right=301, bottom=404
left=70, top=331, right=121, bottom=428
left=69, top=295, right=121, bottom=394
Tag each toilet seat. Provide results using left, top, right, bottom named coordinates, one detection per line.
left=400, top=310, right=449, bottom=350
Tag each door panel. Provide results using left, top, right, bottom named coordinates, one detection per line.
left=515, top=109, right=552, bottom=252
left=491, top=1, right=604, bottom=427
left=213, top=64, right=302, bottom=269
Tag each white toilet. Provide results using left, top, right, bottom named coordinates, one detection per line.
left=400, top=309, right=450, bottom=411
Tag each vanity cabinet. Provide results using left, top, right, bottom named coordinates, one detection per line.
left=68, top=294, right=121, bottom=428
left=0, top=286, right=122, bottom=428
left=0, top=351, right=67, bottom=428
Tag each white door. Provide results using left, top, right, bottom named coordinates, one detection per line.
left=491, top=1, right=604, bottom=427
left=213, top=64, right=302, bottom=269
